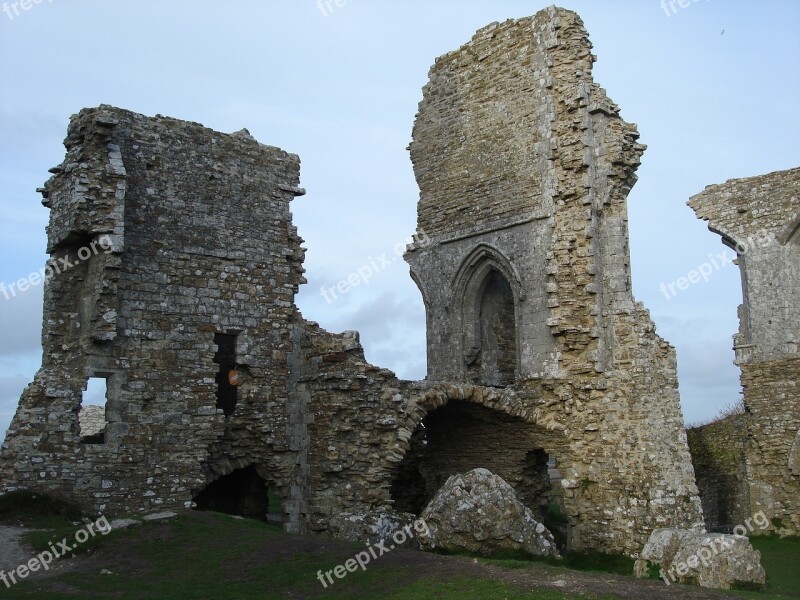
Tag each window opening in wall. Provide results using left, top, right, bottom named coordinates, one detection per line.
left=214, top=332, right=238, bottom=416
left=79, top=377, right=108, bottom=444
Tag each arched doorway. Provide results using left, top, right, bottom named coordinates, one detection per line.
left=193, top=465, right=282, bottom=522
left=390, top=401, right=563, bottom=526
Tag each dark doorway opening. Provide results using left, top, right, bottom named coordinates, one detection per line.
left=390, top=423, right=428, bottom=514
left=193, top=466, right=280, bottom=521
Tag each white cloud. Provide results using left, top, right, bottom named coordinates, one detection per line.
left=0, top=287, right=43, bottom=356
left=0, top=0, right=798, bottom=435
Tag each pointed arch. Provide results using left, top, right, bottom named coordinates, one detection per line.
left=453, top=244, right=522, bottom=386
left=451, top=243, right=523, bottom=304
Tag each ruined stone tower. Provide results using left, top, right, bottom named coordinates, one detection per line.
left=2, top=7, right=705, bottom=557
left=0, top=107, right=311, bottom=530
left=690, top=168, right=800, bottom=536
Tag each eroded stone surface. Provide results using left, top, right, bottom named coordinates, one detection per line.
left=78, top=405, right=105, bottom=440
left=404, top=7, right=703, bottom=554
left=635, top=528, right=765, bottom=590
left=327, top=510, right=420, bottom=546
left=109, top=519, right=141, bottom=531
left=418, top=468, right=560, bottom=558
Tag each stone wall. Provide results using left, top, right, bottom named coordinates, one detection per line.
left=686, top=413, right=750, bottom=532
left=689, top=167, right=800, bottom=536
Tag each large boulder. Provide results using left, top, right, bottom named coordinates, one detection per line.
left=634, top=528, right=765, bottom=590
left=417, top=468, right=560, bottom=558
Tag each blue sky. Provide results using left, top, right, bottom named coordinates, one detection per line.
left=0, top=0, right=798, bottom=437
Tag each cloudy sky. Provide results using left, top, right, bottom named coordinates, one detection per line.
left=0, top=0, right=798, bottom=436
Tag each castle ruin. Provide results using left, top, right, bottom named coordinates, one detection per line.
left=0, top=7, right=710, bottom=557
left=689, top=168, right=800, bottom=536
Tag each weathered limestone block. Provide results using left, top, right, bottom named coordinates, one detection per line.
left=635, top=528, right=765, bottom=590
left=418, top=468, right=560, bottom=558
left=327, top=510, right=421, bottom=547
left=78, top=405, right=106, bottom=439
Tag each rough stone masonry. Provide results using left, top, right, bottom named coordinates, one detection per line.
left=690, top=168, right=800, bottom=537
left=1, top=7, right=705, bottom=557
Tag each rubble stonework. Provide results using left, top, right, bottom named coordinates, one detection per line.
left=686, top=414, right=750, bottom=533
left=0, top=106, right=311, bottom=531
left=689, top=167, right=800, bottom=536
left=2, top=7, right=704, bottom=557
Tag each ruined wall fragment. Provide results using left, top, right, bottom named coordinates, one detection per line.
left=404, top=7, right=703, bottom=555
left=0, top=106, right=308, bottom=530
left=0, top=6, right=713, bottom=558
left=686, top=414, right=750, bottom=532
left=690, top=167, right=800, bottom=536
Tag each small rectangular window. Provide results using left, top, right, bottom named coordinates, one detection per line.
left=80, top=377, right=108, bottom=444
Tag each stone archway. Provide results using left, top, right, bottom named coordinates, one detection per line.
left=452, top=244, right=523, bottom=385
left=390, top=386, right=570, bottom=536
left=192, top=463, right=284, bottom=523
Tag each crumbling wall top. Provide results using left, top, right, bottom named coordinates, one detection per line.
left=409, top=7, right=642, bottom=242
left=689, top=167, right=800, bottom=248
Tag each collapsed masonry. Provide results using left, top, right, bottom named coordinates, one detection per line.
left=0, top=7, right=704, bottom=556
left=689, top=168, right=800, bottom=536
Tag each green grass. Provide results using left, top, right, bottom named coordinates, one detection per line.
left=749, top=536, right=800, bottom=597
left=267, top=487, right=282, bottom=513
left=20, top=518, right=118, bottom=558
left=481, top=549, right=634, bottom=578
left=0, top=512, right=613, bottom=599
left=3, top=497, right=795, bottom=600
